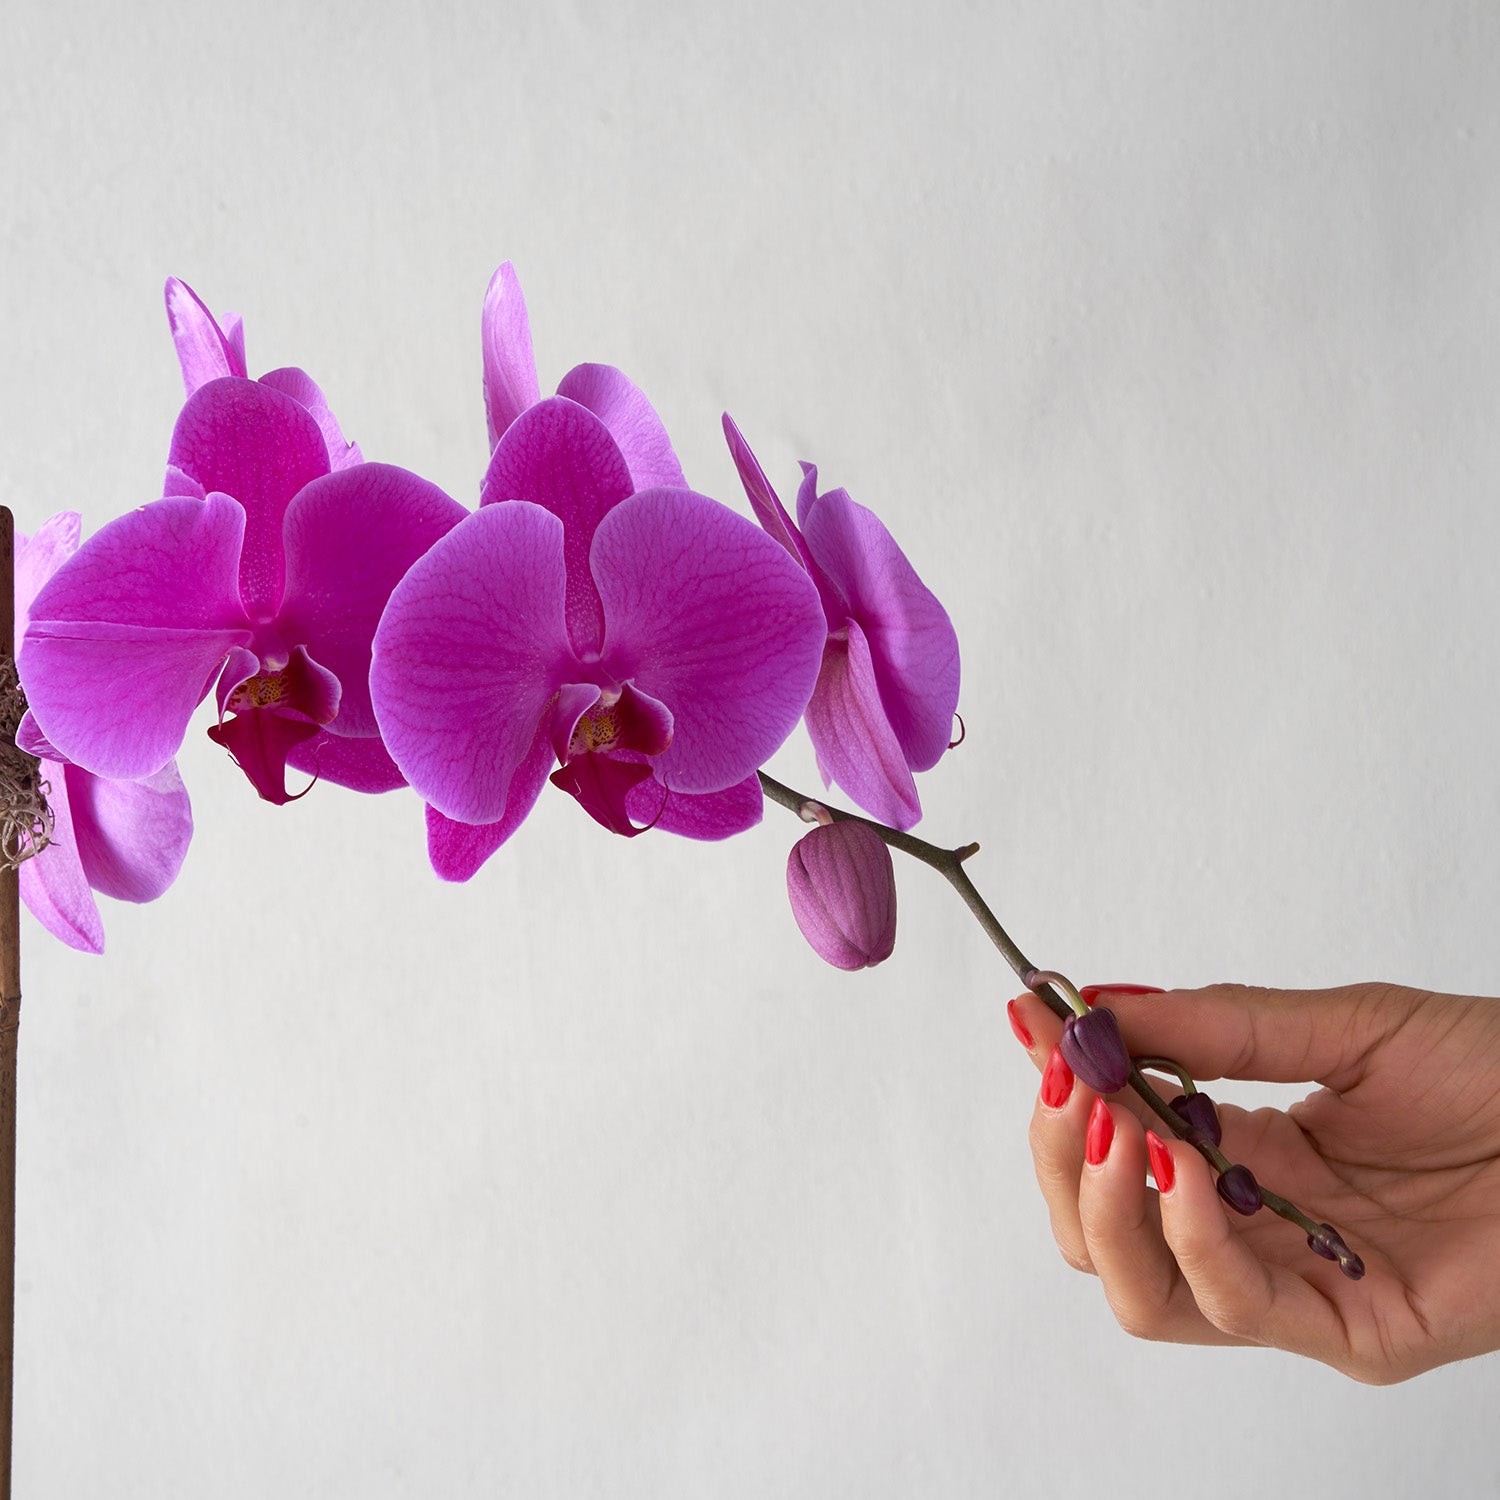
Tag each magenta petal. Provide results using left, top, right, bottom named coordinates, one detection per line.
left=168, top=377, right=330, bottom=620
left=258, top=366, right=363, bottom=471
left=480, top=397, right=633, bottom=657
left=722, top=414, right=803, bottom=562
left=590, top=489, right=825, bottom=793
left=15, top=712, right=60, bottom=762
left=804, top=622, right=922, bottom=830
left=214, top=646, right=260, bottom=718
left=801, top=485, right=960, bottom=772
left=371, top=503, right=571, bottom=825
left=624, top=772, right=763, bottom=841
left=482, top=262, right=543, bottom=449
left=21, top=493, right=252, bottom=779
left=68, top=760, right=192, bottom=903
left=550, top=754, right=657, bottom=836
left=278, top=463, right=468, bottom=737
left=207, top=709, right=322, bottom=805
left=424, top=714, right=556, bottom=880
left=15, top=512, right=80, bottom=634
left=286, top=731, right=408, bottom=794
left=19, top=758, right=104, bottom=953
left=556, top=364, right=687, bottom=492
left=162, top=465, right=207, bottom=502
left=165, top=277, right=247, bottom=394
left=722, top=420, right=845, bottom=622
left=550, top=682, right=603, bottom=765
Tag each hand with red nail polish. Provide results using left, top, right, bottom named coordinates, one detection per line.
left=1013, top=979, right=1500, bottom=1383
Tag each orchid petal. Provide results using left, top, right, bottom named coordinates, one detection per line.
left=278, top=463, right=468, bottom=738
left=480, top=398, right=632, bottom=657
left=162, top=465, right=207, bottom=502
left=221, top=313, right=246, bottom=373
left=482, top=262, right=543, bottom=449
left=803, top=621, right=922, bottom=830
left=286, top=731, right=408, bottom=794
left=792, top=464, right=852, bottom=625
left=167, top=378, right=330, bottom=620
left=258, top=366, right=363, bottom=471
left=18, top=759, right=104, bottom=954
left=549, top=683, right=603, bottom=766
left=549, top=754, right=658, bottom=837
left=721, top=414, right=803, bottom=562
left=68, top=760, right=192, bottom=903
left=214, top=647, right=261, bottom=719
left=207, top=711, right=322, bottom=806
left=556, top=364, right=687, bottom=491
left=371, top=503, right=571, bottom=825
left=164, top=278, right=247, bottom=394
left=624, top=772, right=763, bottom=841
left=801, top=485, right=960, bottom=772
left=590, top=489, right=825, bottom=793
left=15, top=512, right=80, bottom=634
left=21, top=493, right=252, bottom=779
left=423, top=715, right=556, bottom=881
left=14, top=713, right=60, bottom=762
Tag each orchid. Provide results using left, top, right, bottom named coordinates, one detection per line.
left=482, top=262, right=686, bottom=491
left=165, top=276, right=362, bottom=473
left=15, top=514, right=191, bottom=954
left=19, top=379, right=466, bottom=804
left=723, top=416, right=961, bottom=831
left=370, top=396, right=827, bottom=880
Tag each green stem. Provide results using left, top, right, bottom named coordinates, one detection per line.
left=757, top=769, right=1352, bottom=1268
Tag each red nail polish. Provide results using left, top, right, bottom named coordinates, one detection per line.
left=1085, top=1098, right=1114, bottom=1166
left=1146, top=1131, right=1175, bottom=1193
left=1040, top=1046, right=1074, bottom=1109
left=1007, top=998, right=1033, bottom=1049
left=1080, top=983, right=1166, bottom=1008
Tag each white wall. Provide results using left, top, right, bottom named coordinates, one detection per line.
left=3, top=1, right=1498, bottom=1494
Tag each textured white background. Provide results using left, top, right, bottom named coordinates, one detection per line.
left=3, top=1, right=1499, bottom=1495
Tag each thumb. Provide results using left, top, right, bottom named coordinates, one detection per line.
left=1094, top=982, right=1422, bottom=1091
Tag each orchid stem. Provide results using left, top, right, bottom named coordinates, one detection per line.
left=756, top=769, right=1354, bottom=1270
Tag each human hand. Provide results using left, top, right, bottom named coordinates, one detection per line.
left=1008, top=981, right=1500, bottom=1383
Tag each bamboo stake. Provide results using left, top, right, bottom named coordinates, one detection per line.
left=0, top=506, right=20, bottom=1498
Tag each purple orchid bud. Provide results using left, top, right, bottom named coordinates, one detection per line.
left=1059, top=1006, right=1132, bottom=1094
left=1307, top=1222, right=1365, bottom=1279
left=1216, top=1164, right=1263, bottom=1216
left=785, top=822, right=897, bottom=971
left=1168, top=1091, right=1223, bottom=1147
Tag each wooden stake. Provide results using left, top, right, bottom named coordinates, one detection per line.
left=0, top=506, right=19, bottom=1498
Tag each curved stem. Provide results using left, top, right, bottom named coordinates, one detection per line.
left=757, top=770, right=1359, bottom=1273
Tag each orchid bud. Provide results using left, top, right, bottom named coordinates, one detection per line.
left=786, top=822, right=896, bottom=971
left=1059, top=1007, right=1132, bottom=1094
left=1168, top=1091, right=1223, bottom=1147
left=1307, top=1222, right=1365, bottom=1279
left=1216, top=1163, right=1262, bottom=1216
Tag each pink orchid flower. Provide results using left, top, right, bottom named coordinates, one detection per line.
left=165, top=276, right=362, bottom=472
left=15, top=514, right=192, bottom=954
left=481, top=262, right=686, bottom=490
left=723, top=416, right=961, bottom=831
left=20, top=380, right=467, bottom=805
left=370, top=397, right=826, bottom=881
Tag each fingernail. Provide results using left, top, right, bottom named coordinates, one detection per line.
left=1040, top=1045, right=1074, bottom=1110
left=1084, top=1097, right=1114, bottom=1166
left=1145, top=1131, right=1175, bottom=1194
left=1080, top=983, right=1166, bottom=1007
left=1006, top=997, right=1033, bottom=1049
